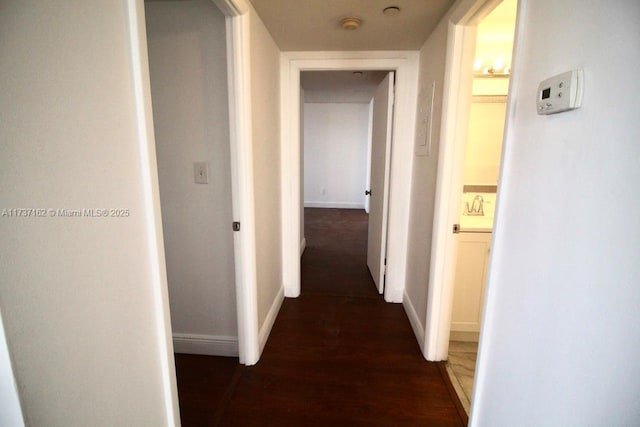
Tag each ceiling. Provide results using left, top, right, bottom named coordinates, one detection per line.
left=248, top=0, right=456, bottom=51
left=284, top=0, right=517, bottom=102
left=301, top=71, right=389, bottom=103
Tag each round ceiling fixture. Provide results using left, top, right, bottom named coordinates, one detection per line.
left=383, top=6, right=401, bottom=16
left=341, top=17, right=362, bottom=31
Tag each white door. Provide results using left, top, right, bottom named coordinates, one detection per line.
left=367, top=72, right=394, bottom=294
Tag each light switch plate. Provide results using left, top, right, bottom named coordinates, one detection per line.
left=193, top=162, right=209, bottom=184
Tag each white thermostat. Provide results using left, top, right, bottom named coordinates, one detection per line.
left=537, top=69, right=584, bottom=115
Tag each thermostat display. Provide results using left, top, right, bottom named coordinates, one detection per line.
left=537, top=69, right=583, bottom=115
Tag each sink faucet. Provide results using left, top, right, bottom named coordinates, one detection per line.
left=465, top=195, right=484, bottom=216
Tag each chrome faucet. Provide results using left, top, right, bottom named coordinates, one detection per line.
left=465, top=195, right=484, bottom=216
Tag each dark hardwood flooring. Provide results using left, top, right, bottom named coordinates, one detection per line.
left=175, top=208, right=467, bottom=426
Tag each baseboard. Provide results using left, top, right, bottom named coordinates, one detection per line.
left=449, top=331, right=480, bottom=342
left=300, top=237, right=306, bottom=255
left=259, top=286, right=285, bottom=355
left=173, top=333, right=238, bottom=357
left=403, top=290, right=425, bottom=351
left=303, top=201, right=364, bottom=209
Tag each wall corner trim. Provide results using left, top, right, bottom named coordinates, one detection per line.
left=210, top=0, right=249, bottom=16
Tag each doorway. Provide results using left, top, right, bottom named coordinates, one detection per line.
left=299, top=70, right=393, bottom=296
left=280, top=52, right=420, bottom=303
left=428, top=0, right=518, bottom=414
left=144, top=0, right=238, bottom=357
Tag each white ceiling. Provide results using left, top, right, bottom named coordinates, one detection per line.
left=277, top=0, right=517, bottom=103
left=301, top=71, right=388, bottom=103
left=248, top=0, right=456, bottom=51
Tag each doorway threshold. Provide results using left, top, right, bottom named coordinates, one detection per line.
left=445, top=340, right=479, bottom=415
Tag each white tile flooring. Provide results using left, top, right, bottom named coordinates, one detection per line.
left=446, top=340, right=479, bottom=414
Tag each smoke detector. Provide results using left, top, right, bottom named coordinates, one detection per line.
left=383, top=6, right=401, bottom=16
left=341, top=17, right=362, bottom=30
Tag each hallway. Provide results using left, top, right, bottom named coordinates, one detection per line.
left=175, top=208, right=466, bottom=425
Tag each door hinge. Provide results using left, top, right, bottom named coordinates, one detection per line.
left=365, top=190, right=371, bottom=196
left=453, top=224, right=460, bottom=234
left=232, top=221, right=241, bottom=232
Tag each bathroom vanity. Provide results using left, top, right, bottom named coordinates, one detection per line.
left=450, top=193, right=495, bottom=341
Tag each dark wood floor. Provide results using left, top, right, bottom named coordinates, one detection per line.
left=175, top=208, right=467, bottom=426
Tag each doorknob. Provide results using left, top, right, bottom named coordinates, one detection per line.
left=365, top=190, right=371, bottom=196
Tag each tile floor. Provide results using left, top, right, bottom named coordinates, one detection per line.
left=446, top=340, right=479, bottom=414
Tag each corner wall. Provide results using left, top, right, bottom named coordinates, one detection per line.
left=145, top=0, right=238, bottom=356
left=472, top=0, right=640, bottom=424
left=248, top=4, right=284, bottom=349
left=403, top=15, right=450, bottom=346
left=0, top=0, right=177, bottom=424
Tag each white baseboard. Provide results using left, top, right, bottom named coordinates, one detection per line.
left=303, top=201, right=364, bottom=209
left=172, top=333, right=238, bottom=357
left=449, top=331, right=479, bottom=342
left=259, top=286, right=285, bottom=355
left=300, top=237, right=306, bottom=255
left=403, top=290, right=425, bottom=352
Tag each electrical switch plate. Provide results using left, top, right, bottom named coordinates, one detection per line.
left=416, top=81, right=436, bottom=157
left=193, top=162, right=209, bottom=184
left=537, top=69, right=584, bottom=115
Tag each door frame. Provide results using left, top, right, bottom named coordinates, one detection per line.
left=210, top=0, right=261, bottom=366
left=423, top=0, right=520, bottom=361
left=280, top=52, right=420, bottom=303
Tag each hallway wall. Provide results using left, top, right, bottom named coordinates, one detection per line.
left=472, top=0, right=640, bottom=424
left=0, top=1, right=177, bottom=424
left=303, top=102, right=370, bottom=209
left=404, top=11, right=450, bottom=344
left=248, top=3, right=284, bottom=346
left=145, top=0, right=237, bottom=355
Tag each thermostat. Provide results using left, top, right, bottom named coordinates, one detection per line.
left=537, top=69, right=584, bottom=115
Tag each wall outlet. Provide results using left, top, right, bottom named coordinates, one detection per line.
left=193, top=162, right=209, bottom=184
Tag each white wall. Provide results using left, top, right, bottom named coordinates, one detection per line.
left=145, top=0, right=237, bottom=356
left=472, top=0, right=640, bottom=424
left=463, top=99, right=506, bottom=185
left=249, top=4, right=284, bottom=344
left=300, top=88, right=306, bottom=251
left=304, top=103, right=370, bottom=209
left=404, top=16, right=449, bottom=343
left=0, top=307, right=23, bottom=426
left=0, top=0, right=177, bottom=424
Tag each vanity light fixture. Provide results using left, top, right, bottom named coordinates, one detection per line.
left=383, top=6, right=401, bottom=16
left=473, top=57, right=511, bottom=77
left=341, top=17, right=362, bottom=30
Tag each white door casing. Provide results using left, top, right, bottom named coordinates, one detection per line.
left=424, top=0, right=513, bottom=361
left=367, top=72, right=395, bottom=294
left=280, top=52, right=420, bottom=303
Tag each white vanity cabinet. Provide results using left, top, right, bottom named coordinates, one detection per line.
left=451, top=232, right=492, bottom=334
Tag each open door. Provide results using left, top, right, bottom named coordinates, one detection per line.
left=367, top=72, right=394, bottom=294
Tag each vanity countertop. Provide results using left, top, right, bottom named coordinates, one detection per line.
left=459, top=215, right=493, bottom=233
